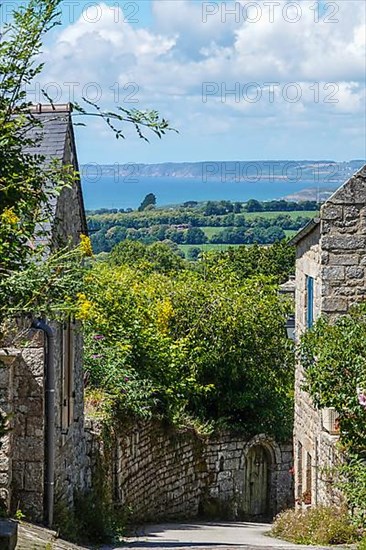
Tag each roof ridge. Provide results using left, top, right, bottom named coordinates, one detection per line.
left=30, top=103, right=72, bottom=114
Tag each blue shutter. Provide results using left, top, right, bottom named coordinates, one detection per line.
left=307, top=276, right=314, bottom=328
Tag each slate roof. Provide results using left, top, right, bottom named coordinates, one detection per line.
left=24, top=113, right=69, bottom=160
left=23, top=103, right=87, bottom=235
left=288, top=217, right=320, bottom=246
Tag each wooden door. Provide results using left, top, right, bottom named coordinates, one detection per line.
left=244, top=445, right=269, bottom=518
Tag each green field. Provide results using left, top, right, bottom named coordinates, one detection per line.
left=200, top=226, right=227, bottom=238
left=89, top=207, right=316, bottom=255
left=198, top=211, right=316, bottom=239
left=243, top=210, right=317, bottom=220
left=201, top=226, right=298, bottom=239
left=178, top=243, right=243, bottom=257
left=179, top=229, right=298, bottom=257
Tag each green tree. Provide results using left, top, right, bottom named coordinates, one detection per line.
left=138, top=193, right=157, bottom=212
left=185, top=227, right=207, bottom=244
left=187, top=247, right=202, bottom=260
left=0, top=0, right=175, bottom=320
left=302, top=306, right=366, bottom=451
left=110, top=240, right=185, bottom=273
left=201, top=241, right=295, bottom=283
left=245, top=199, right=263, bottom=212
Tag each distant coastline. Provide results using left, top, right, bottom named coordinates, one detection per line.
left=80, top=160, right=365, bottom=210
left=81, top=159, right=365, bottom=182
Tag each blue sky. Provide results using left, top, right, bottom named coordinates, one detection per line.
left=22, top=1, right=366, bottom=164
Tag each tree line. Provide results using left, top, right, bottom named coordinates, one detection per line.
left=87, top=198, right=319, bottom=216
left=89, top=212, right=312, bottom=252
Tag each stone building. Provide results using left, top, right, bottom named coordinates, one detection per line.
left=0, top=104, right=88, bottom=525
left=290, top=165, right=366, bottom=506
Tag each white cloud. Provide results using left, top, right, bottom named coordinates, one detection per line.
left=38, top=0, right=365, bottom=161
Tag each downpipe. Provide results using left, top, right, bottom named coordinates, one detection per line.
left=31, top=319, right=55, bottom=528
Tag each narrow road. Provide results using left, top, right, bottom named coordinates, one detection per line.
left=18, top=520, right=355, bottom=549
left=115, top=521, right=351, bottom=550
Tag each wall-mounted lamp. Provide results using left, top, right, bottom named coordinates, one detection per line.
left=285, top=314, right=296, bottom=341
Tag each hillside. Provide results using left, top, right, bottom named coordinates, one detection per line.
left=88, top=198, right=319, bottom=256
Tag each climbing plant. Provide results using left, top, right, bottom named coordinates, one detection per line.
left=301, top=304, right=366, bottom=527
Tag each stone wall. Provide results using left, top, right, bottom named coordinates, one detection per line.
left=0, top=351, right=17, bottom=513
left=320, top=167, right=366, bottom=317
left=10, top=337, right=45, bottom=521
left=293, top=165, right=366, bottom=508
left=0, top=321, right=87, bottom=522
left=86, top=420, right=293, bottom=523
left=293, top=225, right=323, bottom=507
left=0, top=338, right=45, bottom=520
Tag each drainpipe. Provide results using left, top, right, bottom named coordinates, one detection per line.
left=31, top=319, right=55, bottom=528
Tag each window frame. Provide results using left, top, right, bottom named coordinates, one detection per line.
left=306, top=275, right=314, bottom=329
left=61, top=319, right=75, bottom=435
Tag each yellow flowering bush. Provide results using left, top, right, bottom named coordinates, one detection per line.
left=82, top=244, right=294, bottom=437
left=156, top=298, right=174, bottom=333
left=76, top=293, right=94, bottom=320
left=80, top=234, right=93, bottom=257
left=1, top=208, right=19, bottom=226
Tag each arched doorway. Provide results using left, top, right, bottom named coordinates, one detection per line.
left=243, top=444, right=271, bottom=519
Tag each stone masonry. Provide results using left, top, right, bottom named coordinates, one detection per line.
left=86, top=419, right=293, bottom=523
left=292, top=165, right=366, bottom=507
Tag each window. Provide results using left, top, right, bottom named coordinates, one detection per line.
left=297, top=441, right=303, bottom=501
left=321, top=407, right=340, bottom=435
left=306, top=276, right=314, bottom=328
left=61, top=320, right=75, bottom=433
left=305, top=452, right=312, bottom=504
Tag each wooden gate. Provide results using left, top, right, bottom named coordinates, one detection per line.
left=243, top=445, right=270, bottom=518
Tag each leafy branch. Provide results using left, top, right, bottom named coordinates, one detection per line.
left=72, top=97, right=178, bottom=142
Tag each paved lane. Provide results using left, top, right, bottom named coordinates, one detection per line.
left=116, top=521, right=348, bottom=550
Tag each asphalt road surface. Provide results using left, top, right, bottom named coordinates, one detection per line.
left=116, top=521, right=349, bottom=550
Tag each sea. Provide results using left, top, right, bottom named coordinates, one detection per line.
left=81, top=175, right=333, bottom=210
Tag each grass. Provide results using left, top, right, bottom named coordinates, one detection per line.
left=178, top=236, right=298, bottom=257
left=200, top=226, right=231, bottom=238
left=242, top=210, right=317, bottom=220
left=178, top=243, right=243, bottom=257
left=200, top=227, right=303, bottom=239
left=271, top=506, right=358, bottom=546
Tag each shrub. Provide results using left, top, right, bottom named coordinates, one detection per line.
left=82, top=262, right=294, bottom=440
left=271, top=506, right=358, bottom=546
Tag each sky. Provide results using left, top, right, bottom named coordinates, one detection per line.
left=4, top=0, right=366, bottom=164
